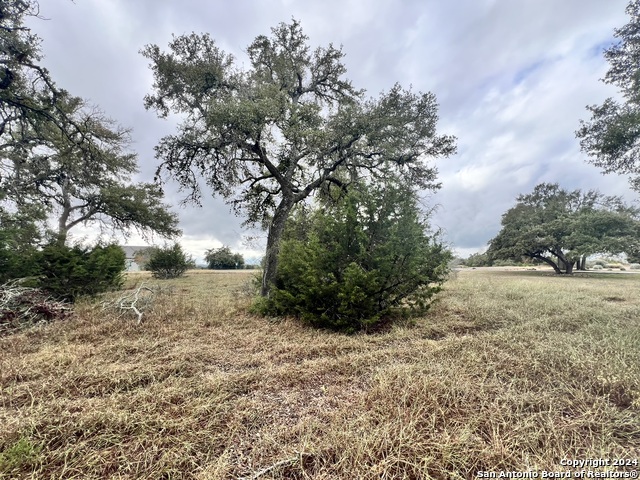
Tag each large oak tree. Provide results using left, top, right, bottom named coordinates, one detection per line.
left=488, top=183, right=640, bottom=274
left=2, top=92, right=181, bottom=246
left=142, top=20, right=456, bottom=295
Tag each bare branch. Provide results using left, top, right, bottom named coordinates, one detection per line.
left=101, top=282, right=171, bottom=324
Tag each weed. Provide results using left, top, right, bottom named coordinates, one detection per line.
left=0, top=437, right=41, bottom=477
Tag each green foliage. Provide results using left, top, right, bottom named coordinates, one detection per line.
left=36, top=244, right=125, bottom=302
left=204, top=246, right=245, bottom=269
left=256, top=184, right=452, bottom=332
left=627, top=249, right=640, bottom=263
left=79, top=182, right=181, bottom=244
left=3, top=95, right=181, bottom=246
left=145, top=244, right=193, bottom=279
left=0, top=203, right=47, bottom=283
left=488, top=183, right=640, bottom=274
left=0, top=437, right=41, bottom=476
left=142, top=19, right=455, bottom=296
left=577, top=1, right=640, bottom=192
left=1, top=5, right=180, bottom=247
left=462, top=252, right=492, bottom=267
left=490, top=259, right=516, bottom=267
left=0, top=1, right=63, bottom=145
left=0, top=233, right=38, bottom=283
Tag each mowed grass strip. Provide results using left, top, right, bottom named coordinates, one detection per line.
left=1, top=269, right=639, bottom=479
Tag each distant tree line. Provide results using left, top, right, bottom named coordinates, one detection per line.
left=458, top=181, right=640, bottom=272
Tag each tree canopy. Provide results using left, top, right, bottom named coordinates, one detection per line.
left=1, top=1, right=180, bottom=247
left=576, top=0, right=640, bottom=192
left=1, top=1, right=85, bottom=151
left=2, top=93, right=181, bottom=245
left=142, top=19, right=456, bottom=295
left=488, top=183, right=640, bottom=274
left=1, top=0, right=57, bottom=138
left=204, top=246, right=244, bottom=270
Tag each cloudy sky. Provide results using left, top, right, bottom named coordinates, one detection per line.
left=26, top=0, right=637, bottom=262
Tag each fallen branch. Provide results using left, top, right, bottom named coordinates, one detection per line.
left=101, top=282, right=164, bottom=324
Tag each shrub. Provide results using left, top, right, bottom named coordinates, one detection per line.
left=36, top=243, right=125, bottom=301
left=145, top=243, right=193, bottom=279
left=205, top=246, right=245, bottom=269
left=256, top=184, right=452, bottom=332
left=0, top=230, right=39, bottom=283
left=628, top=252, right=640, bottom=263
left=630, top=263, right=640, bottom=270
left=592, top=265, right=604, bottom=270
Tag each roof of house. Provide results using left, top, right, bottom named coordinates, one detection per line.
left=120, top=246, right=152, bottom=258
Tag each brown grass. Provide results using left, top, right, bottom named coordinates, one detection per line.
left=1, top=268, right=639, bottom=479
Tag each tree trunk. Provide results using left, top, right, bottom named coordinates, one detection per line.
left=574, top=255, right=585, bottom=271
left=56, top=191, right=72, bottom=247
left=534, top=254, right=562, bottom=274
left=261, top=197, right=294, bottom=297
left=56, top=222, right=69, bottom=246
left=554, top=250, right=574, bottom=274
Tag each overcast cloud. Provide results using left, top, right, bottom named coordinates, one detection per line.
left=26, top=0, right=637, bottom=262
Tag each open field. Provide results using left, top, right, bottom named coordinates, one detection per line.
left=1, top=268, right=639, bottom=479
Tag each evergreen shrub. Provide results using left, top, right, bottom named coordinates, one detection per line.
left=0, top=230, right=39, bottom=283
left=145, top=243, right=193, bottom=279
left=256, top=184, right=451, bottom=332
left=36, top=244, right=125, bottom=301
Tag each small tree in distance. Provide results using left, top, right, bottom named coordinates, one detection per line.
left=205, top=246, right=245, bottom=270
left=462, top=252, right=492, bottom=267
left=145, top=244, right=194, bottom=279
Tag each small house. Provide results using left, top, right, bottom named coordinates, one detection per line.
left=120, top=246, right=152, bottom=272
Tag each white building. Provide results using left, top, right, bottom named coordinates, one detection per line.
left=120, top=246, right=152, bottom=272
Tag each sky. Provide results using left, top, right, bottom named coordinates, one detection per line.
left=25, top=0, right=637, bottom=263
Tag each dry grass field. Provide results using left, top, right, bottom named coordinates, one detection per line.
left=1, top=268, right=639, bottom=479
